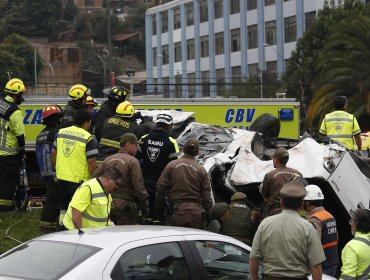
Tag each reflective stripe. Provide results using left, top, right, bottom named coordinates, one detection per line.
left=0, top=199, right=13, bottom=206
left=322, top=240, right=338, bottom=248
left=358, top=265, right=370, bottom=280
left=58, top=133, right=88, bottom=143
left=81, top=212, right=108, bottom=223
left=91, top=192, right=107, bottom=199
left=0, top=118, right=18, bottom=153
left=100, top=138, right=120, bottom=149
left=340, top=275, right=355, bottom=280
left=354, top=237, right=370, bottom=246
left=326, top=117, right=353, bottom=122
left=86, top=149, right=98, bottom=157
left=327, top=134, right=354, bottom=139
left=0, top=146, right=19, bottom=153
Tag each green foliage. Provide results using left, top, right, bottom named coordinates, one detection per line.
left=0, top=34, right=43, bottom=87
left=64, top=1, right=78, bottom=22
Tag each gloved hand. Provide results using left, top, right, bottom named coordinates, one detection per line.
left=356, top=150, right=363, bottom=157
left=141, top=115, right=153, bottom=123
left=133, top=111, right=144, bottom=121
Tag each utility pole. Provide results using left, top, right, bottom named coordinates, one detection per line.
left=107, top=0, right=112, bottom=87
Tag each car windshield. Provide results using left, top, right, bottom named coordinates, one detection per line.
left=0, top=240, right=100, bottom=280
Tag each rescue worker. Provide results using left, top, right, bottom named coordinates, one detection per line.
left=211, top=192, right=254, bottom=245
left=340, top=209, right=370, bottom=280
left=36, top=105, right=63, bottom=231
left=51, top=109, right=98, bottom=227
left=0, top=78, right=26, bottom=211
left=94, top=133, right=149, bottom=225
left=155, top=138, right=213, bottom=229
left=303, top=184, right=339, bottom=277
left=97, top=101, right=146, bottom=164
left=94, top=85, right=129, bottom=142
left=138, top=113, right=179, bottom=218
left=60, top=84, right=89, bottom=128
left=261, top=147, right=302, bottom=217
left=319, top=95, right=362, bottom=154
left=250, top=181, right=325, bottom=280
left=63, top=167, right=122, bottom=230
left=85, top=95, right=98, bottom=113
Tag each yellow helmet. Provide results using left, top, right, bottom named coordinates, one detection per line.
left=68, top=84, right=90, bottom=100
left=86, top=95, right=97, bottom=106
left=4, top=78, right=26, bottom=95
left=116, top=101, right=134, bottom=118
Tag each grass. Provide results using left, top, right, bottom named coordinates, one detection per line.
left=0, top=208, right=43, bottom=254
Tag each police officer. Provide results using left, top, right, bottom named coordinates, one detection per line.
left=97, top=101, right=146, bottom=164
left=155, top=138, right=213, bottom=229
left=319, top=96, right=362, bottom=154
left=261, top=147, right=302, bottom=217
left=212, top=192, right=254, bottom=245
left=94, top=85, right=129, bottom=142
left=51, top=109, right=98, bottom=227
left=340, top=209, right=370, bottom=280
left=250, top=181, right=325, bottom=280
left=63, top=167, right=122, bottom=230
left=0, top=78, right=26, bottom=211
left=94, top=133, right=149, bottom=225
left=303, top=184, right=339, bottom=277
left=36, top=105, right=63, bottom=231
left=138, top=113, right=179, bottom=218
left=60, top=84, right=90, bottom=128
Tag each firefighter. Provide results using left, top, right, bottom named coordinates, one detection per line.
left=94, top=85, right=129, bottom=142
left=51, top=109, right=98, bottom=228
left=261, top=147, right=302, bottom=217
left=155, top=138, right=213, bottom=229
left=97, top=101, right=146, bottom=164
left=94, top=133, right=149, bottom=225
left=36, top=105, right=63, bottom=232
left=340, top=209, right=370, bottom=280
left=303, top=184, right=339, bottom=277
left=211, top=192, right=254, bottom=246
left=85, top=95, right=98, bottom=113
left=250, top=181, right=325, bottom=280
left=319, top=96, right=362, bottom=154
left=60, top=84, right=89, bottom=128
left=0, top=78, right=26, bottom=211
left=63, top=167, right=122, bottom=230
left=138, top=113, right=179, bottom=218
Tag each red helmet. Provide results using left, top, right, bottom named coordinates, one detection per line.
left=42, top=105, right=62, bottom=120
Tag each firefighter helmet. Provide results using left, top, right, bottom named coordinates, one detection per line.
left=42, top=105, right=62, bottom=124
left=106, top=85, right=129, bottom=102
left=86, top=95, right=98, bottom=106
left=68, top=84, right=90, bottom=100
left=303, top=184, right=324, bottom=201
left=4, top=78, right=26, bottom=95
left=116, top=101, right=134, bottom=118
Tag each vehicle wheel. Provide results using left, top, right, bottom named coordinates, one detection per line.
left=249, top=113, right=281, bottom=139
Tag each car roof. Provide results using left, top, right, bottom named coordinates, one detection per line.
left=32, top=226, right=226, bottom=248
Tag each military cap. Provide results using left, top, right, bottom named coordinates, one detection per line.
left=280, top=181, right=307, bottom=200
left=273, top=147, right=289, bottom=162
left=120, top=133, right=143, bottom=144
left=212, top=203, right=229, bottom=219
left=231, top=192, right=247, bottom=201
left=183, top=138, right=199, bottom=155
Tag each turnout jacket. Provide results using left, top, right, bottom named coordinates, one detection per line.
left=36, top=126, right=58, bottom=177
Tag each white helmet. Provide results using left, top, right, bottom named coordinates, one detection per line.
left=303, top=185, right=324, bottom=201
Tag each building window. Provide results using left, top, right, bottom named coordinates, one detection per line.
left=186, top=3, right=194, bottom=26
left=201, top=71, right=210, bottom=97
left=153, top=47, right=157, bottom=67
left=152, top=15, right=157, bottom=35
left=305, top=11, right=316, bottom=31
left=200, top=36, right=209, bottom=57
left=173, top=7, right=181, bottom=30
left=266, top=61, right=277, bottom=79
left=84, top=0, right=95, bottom=7
left=284, top=16, right=296, bottom=43
left=230, top=0, right=240, bottom=14
left=216, top=68, right=225, bottom=96
left=247, top=24, right=258, bottom=49
left=247, top=0, right=257, bottom=10
left=161, top=11, right=168, bottom=33
left=174, top=42, right=181, bottom=62
left=215, top=32, right=224, bottom=55
left=187, top=39, right=195, bottom=60
left=232, top=66, right=241, bottom=81
left=264, top=0, right=275, bottom=6
left=50, top=48, right=64, bottom=63
left=200, top=0, right=208, bottom=23
left=188, top=73, right=195, bottom=98
left=162, top=45, right=169, bottom=65
left=265, top=20, right=276, bottom=45
left=248, top=63, right=259, bottom=79
left=231, top=28, right=240, bottom=52
left=214, top=0, right=223, bottom=19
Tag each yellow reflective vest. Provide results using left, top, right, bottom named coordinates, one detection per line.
left=55, top=126, right=92, bottom=183
left=319, top=110, right=361, bottom=150
left=63, top=178, right=112, bottom=230
left=340, top=232, right=370, bottom=280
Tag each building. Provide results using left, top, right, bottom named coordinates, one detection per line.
left=145, top=0, right=366, bottom=98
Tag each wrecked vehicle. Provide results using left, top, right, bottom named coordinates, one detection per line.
left=176, top=121, right=370, bottom=252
